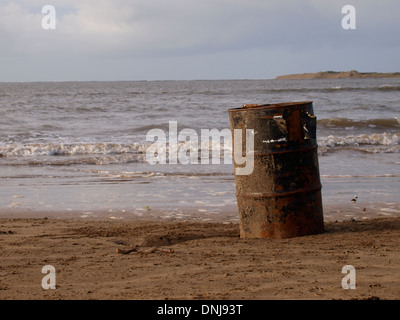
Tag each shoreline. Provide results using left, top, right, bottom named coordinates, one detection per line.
left=1, top=200, right=399, bottom=223
left=1, top=213, right=400, bottom=300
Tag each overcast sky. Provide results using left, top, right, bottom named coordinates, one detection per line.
left=1, top=0, right=399, bottom=81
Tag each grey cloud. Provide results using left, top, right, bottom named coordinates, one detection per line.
left=0, top=0, right=399, bottom=81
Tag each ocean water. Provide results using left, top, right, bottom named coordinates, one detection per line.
left=0, top=79, right=399, bottom=221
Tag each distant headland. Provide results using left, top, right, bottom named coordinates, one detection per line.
left=275, top=70, right=400, bottom=80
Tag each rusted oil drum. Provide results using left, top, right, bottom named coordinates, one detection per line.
left=229, top=101, right=324, bottom=239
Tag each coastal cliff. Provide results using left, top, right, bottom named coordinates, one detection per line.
left=276, top=70, right=400, bottom=80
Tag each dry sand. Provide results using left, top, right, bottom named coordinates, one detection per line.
left=1, top=208, right=400, bottom=300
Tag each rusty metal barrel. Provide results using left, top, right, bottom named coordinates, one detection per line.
left=229, top=101, right=324, bottom=239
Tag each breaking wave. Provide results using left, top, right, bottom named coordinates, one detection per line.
left=1, top=131, right=399, bottom=166
left=0, top=142, right=145, bottom=158
left=256, top=85, right=400, bottom=94
left=0, top=140, right=234, bottom=166
left=318, top=132, right=400, bottom=154
left=378, top=85, right=400, bottom=91
left=318, top=118, right=400, bottom=130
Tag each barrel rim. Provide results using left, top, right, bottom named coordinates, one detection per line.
left=228, top=101, right=313, bottom=112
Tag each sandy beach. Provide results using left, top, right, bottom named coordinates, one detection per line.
left=1, top=203, right=400, bottom=300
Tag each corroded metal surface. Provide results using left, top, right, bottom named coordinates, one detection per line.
left=229, top=101, right=324, bottom=239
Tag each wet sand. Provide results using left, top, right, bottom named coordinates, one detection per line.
left=1, top=204, right=400, bottom=300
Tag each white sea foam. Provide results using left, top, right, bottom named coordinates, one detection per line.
left=317, top=132, right=400, bottom=154
left=1, top=131, right=399, bottom=166
left=0, top=137, right=235, bottom=166
left=0, top=142, right=146, bottom=157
